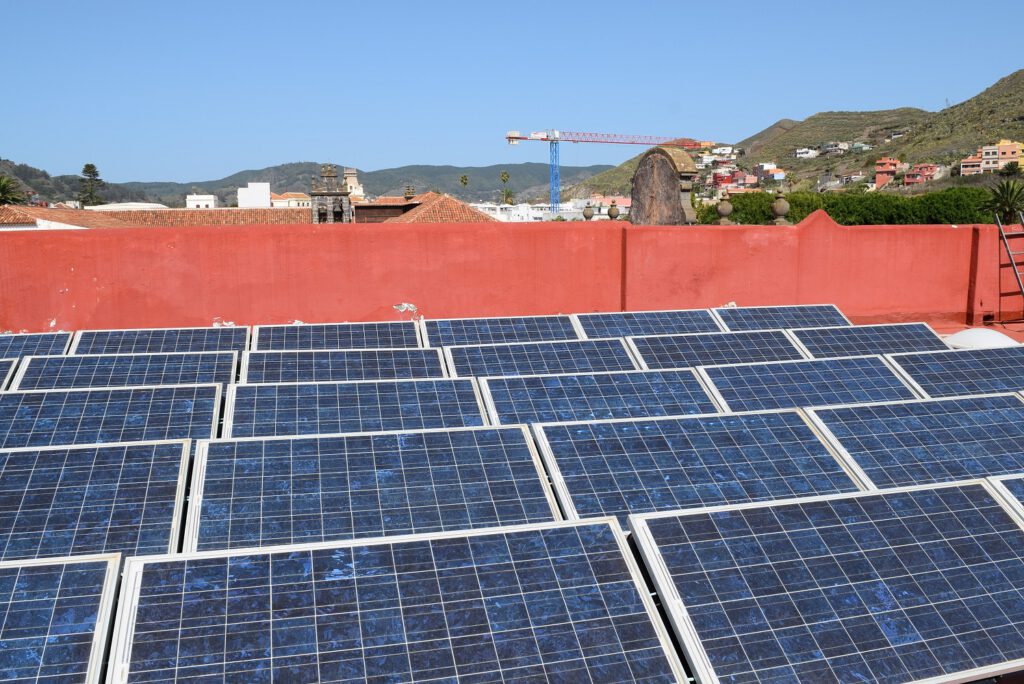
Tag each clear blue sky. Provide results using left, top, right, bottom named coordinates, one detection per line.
left=5, top=0, right=1022, bottom=182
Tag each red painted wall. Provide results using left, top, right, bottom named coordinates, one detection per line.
left=0, top=211, right=1014, bottom=333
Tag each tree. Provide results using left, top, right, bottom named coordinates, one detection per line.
left=77, top=163, right=105, bottom=206
left=499, top=170, right=514, bottom=205
left=985, top=180, right=1024, bottom=224
left=459, top=174, right=469, bottom=189
left=999, top=161, right=1021, bottom=177
left=0, top=175, right=27, bottom=205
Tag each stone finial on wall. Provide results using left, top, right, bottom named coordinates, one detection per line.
left=714, top=196, right=734, bottom=225
left=629, top=146, right=699, bottom=225
left=771, top=190, right=791, bottom=226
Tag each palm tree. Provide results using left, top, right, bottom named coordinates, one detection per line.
left=459, top=174, right=469, bottom=189
left=985, top=179, right=1024, bottom=224
left=0, top=175, right=26, bottom=205
left=499, top=170, right=513, bottom=205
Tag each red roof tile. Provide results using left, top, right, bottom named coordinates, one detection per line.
left=0, top=206, right=134, bottom=228
left=385, top=193, right=496, bottom=224
left=93, top=208, right=312, bottom=226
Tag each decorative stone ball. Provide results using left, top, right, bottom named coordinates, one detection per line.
left=717, top=198, right=734, bottom=218
left=607, top=201, right=620, bottom=220
left=582, top=204, right=595, bottom=220
left=771, top=190, right=790, bottom=219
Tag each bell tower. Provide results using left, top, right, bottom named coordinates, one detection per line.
left=310, top=163, right=352, bottom=223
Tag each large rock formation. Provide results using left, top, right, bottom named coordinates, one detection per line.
left=629, top=147, right=699, bottom=225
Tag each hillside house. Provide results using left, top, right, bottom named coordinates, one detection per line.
left=795, top=148, right=820, bottom=159
left=874, top=157, right=902, bottom=189
left=904, top=163, right=941, bottom=186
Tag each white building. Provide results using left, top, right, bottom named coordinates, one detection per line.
left=343, top=168, right=365, bottom=202
left=185, top=194, right=218, bottom=209
left=711, top=146, right=734, bottom=156
left=271, top=192, right=311, bottom=208
left=237, top=182, right=271, bottom=208
left=795, top=148, right=819, bottom=159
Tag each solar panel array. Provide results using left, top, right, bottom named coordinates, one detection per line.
left=12, top=351, right=237, bottom=390
left=6, top=307, right=1024, bottom=683
left=423, top=314, right=582, bottom=346
left=480, top=369, right=719, bottom=425
left=447, top=338, right=640, bottom=377
left=241, top=348, right=446, bottom=383
left=629, top=329, right=806, bottom=369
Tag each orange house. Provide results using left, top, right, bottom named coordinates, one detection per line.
left=874, top=157, right=901, bottom=188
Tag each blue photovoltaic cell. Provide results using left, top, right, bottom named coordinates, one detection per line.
left=0, top=442, right=186, bottom=560
left=0, top=358, right=15, bottom=389
left=122, top=522, right=681, bottom=682
left=0, top=332, right=71, bottom=357
left=242, top=349, right=445, bottom=383
left=539, top=412, right=858, bottom=527
left=715, top=305, right=850, bottom=331
left=637, top=483, right=1024, bottom=683
left=702, top=356, right=917, bottom=412
left=227, top=379, right=485, bottom=438
left=448, top=339, right=638, bottom=378
left=791, top=323, right=948, bottom=358
left=253, top=321, right=420, bottom=350
left=889, top=346, right=1024, bottom=397
left=424, top=315, right=580, bottom=346
left=811, top=395, right=1024, bottom=488
left=999, top=475, right=1024, bottom=506
left=0, top=385, right=220, bottom=449
left=73, top=326, right=248, bottom=354
left=14, top=351, right=237, bottom=390
left=483, top=369, right=718, bottom=425
left=193, top=427, right=556, bottom=550
left=0, top=557, right=113, bottom=683
left=575, top=310, right=721, bottom=338
left=631, top=330, right=806, bottom=369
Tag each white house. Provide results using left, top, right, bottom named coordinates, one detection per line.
left=185, top=194, right=218, bottom=209
left=795, top=148, right=819, bottom=159
left=237, top=182, right=271, bottom=208
left=271, top=192, right=311, bottom=208
left=711, top=146, right=734, bottom=156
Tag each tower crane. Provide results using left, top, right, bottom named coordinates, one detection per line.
left=506, top=130, right=702, bottom=211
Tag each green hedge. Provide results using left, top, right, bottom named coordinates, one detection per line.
left=695, top=187, right=991, bottom=225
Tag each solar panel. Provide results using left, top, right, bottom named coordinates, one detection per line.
left=628, top=330, right=807, bottom=369
left=0, top=331, right=72, bottom=357
left=224, top=378, right=487, bottom=438
left=790, top=322, right=948, bottom=358
left=698, top=356, right=920, bottom=412
left=480, top=369, right=720, bottom=425
left=992, top=474, right=1024, bottom=517
left=887, top=346, right=1024, bottom=398
left=574, top=309, right=723, bottom=338
left=0, top=441, right=188, bottom=560
left=70, top=326, right=249, bottom=354
left=422, top=314, right=582, bottom=346
left=0, top=358, right=16, bottom=390
left=109, top=520, right=687, bottom=683
left=535, top=411, right=862, bottom=528
left=446, top=338, right=639, bottom=378
left=185, top=426, right=559, bottom=552
left=252, top=321, right=421, bottom=350
left=0, top=384, right=221, bottom=449
left=0, top=554, right=118, bottom=684
left=11, top=351, right=238, bottom=390
left=240, top=348, right=447, bottom=383
left=807, top=394, right=1024, bottom=489
left=714, top=304, right=851, bottom=331
left=631, top=481, right=1024, bottom=684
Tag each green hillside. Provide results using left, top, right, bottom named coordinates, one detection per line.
left=736, top=118, right=800, bottom=157
left=0, top=160, right=149, bottom=204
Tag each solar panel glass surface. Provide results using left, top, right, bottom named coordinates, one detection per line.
left=241, top=349, right=446, bottom=383
left=253, top=321, right=420, bottom=350
left=0, top=332, right=71, bottom=357
left=0, top=358, right=15, bottom=390
left=0, top=555, right=116, bottom=684
left=997, top=475, right=1024, bottom=507
left=189, top=427, right=556, bottom=551
left=72, top=326, right=248, bottom=354
left=791, top=323, right=948, bottom=358
left=700, top=356, right=918, bottom=412
left=0, top=441, right=186, bottom=560
left=633, top=483, right=1024, bottom=684
left=114, top=521, right=685, bottom=683
left=0, top=384, right=220, bottom=449
left=13, top=351, right=237, bottom=390
left=447, top=339, right=638, bottom=378
left=481, top=369, right=718, bottom=425
left=888, top=346, right=1024, bottom=397
left=630, top=330, right=806, bottom=369
left=809, top=395, right=1024, bottom=488
left=715, top=304, right=850, bottom=331
left=424, top=315, right=580, bottom=346
left=226, top=379, right=485, bottom=438
left=575, top=310, right=721, bottom=338
left=537, top=412, right=860, bottom=527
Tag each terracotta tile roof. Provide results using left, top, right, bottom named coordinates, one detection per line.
left=385, top=193, right=496, bottom=224
left=92, top=208, right=312, bottom=226
left=0, top=205, right=134, bottom=228
left=364, top=196, right=418, bottom=205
